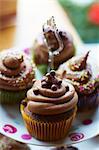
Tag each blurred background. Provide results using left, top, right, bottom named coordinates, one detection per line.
left=59, top=0, right=99, bottom=43
left=0, top=0, right=99, bottom=51
left=0, top=0, right=81, bottom=50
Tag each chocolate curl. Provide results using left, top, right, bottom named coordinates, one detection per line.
left=81, top=51, right=90, bottom=70
left=70, top=51, right=90, bottom=71
left=43, top=16, right=64, bottom=55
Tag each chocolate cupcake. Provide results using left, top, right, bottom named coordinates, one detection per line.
left=0, top=134, right=30, bottom=150
left=32, top=17, right=75, bottom=72
left=0, top=50, right=35, bottom=104
left=21, top=70, right=78, bottom=141
left=57, top=52, right=99, bottom=111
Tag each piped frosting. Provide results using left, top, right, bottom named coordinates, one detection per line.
left=57, top=52, right=99, bottom=95
left=0, top=51, right=35, bottom=91
left=23, top=70, right=78, bottom=115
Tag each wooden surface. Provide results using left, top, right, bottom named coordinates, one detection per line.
left=0, top=0, right=82, bottom=51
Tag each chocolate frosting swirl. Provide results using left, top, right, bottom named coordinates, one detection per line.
left=33, top=29, right=75, bottom=68
left=24, top=71, right=78, bottom=115
left=0, top=51, right=35, bottom=91
left=57, top=52, right=99, bottom=95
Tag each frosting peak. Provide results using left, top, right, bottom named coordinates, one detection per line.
left=0, top=51, right=35, bottom=91
left=0, top=53, right=25, bottom=77
left=70, top=51, right=89, bottom=71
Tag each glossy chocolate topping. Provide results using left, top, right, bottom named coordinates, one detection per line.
left=24, top=70, right=78, bottom=115
left=57, top=52, right=98, bottom=95
left=0, top=51, right=35, bottom=91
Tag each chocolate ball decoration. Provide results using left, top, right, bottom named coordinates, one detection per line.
left=41, top=81, right=47, bottom=88
left=58, top=80, right=62, bottom=86
left=33, top=88, right=39, bottom=95
left=32, top=79, right=36, bottom=84
left=65, top=85, right=69, bottom=92
left=50, top=70, right=56, bottom=76
left=41, top=71, right=63, bottom=91
left=46, top=73, right=52, bottom=80
left=51, top=84, right=57, bottom=91
left=41, top=77, right=46, bottom=82
left=3, top=55, right=23, bottom=70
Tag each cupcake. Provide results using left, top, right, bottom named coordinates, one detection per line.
left=57, top=52, right=99, bottom=111
left=32, top=17, right=75, bottom=72
left=0, top=50, right=35, bottom=104
left=0, top=134, right=30, bottom=150
left=21, top=70, right=78, bottom=141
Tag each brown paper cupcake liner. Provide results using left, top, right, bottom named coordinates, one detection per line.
left=0, top=89, right=27, bottom=104
left=21, top=105, right=77, bottom=141
left=78, top=88, right=99, bottom=112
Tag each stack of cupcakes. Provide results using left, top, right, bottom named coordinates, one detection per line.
left=1, top=16, right=98, bottom=145
left=21, top=18, right=98, bottom=142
